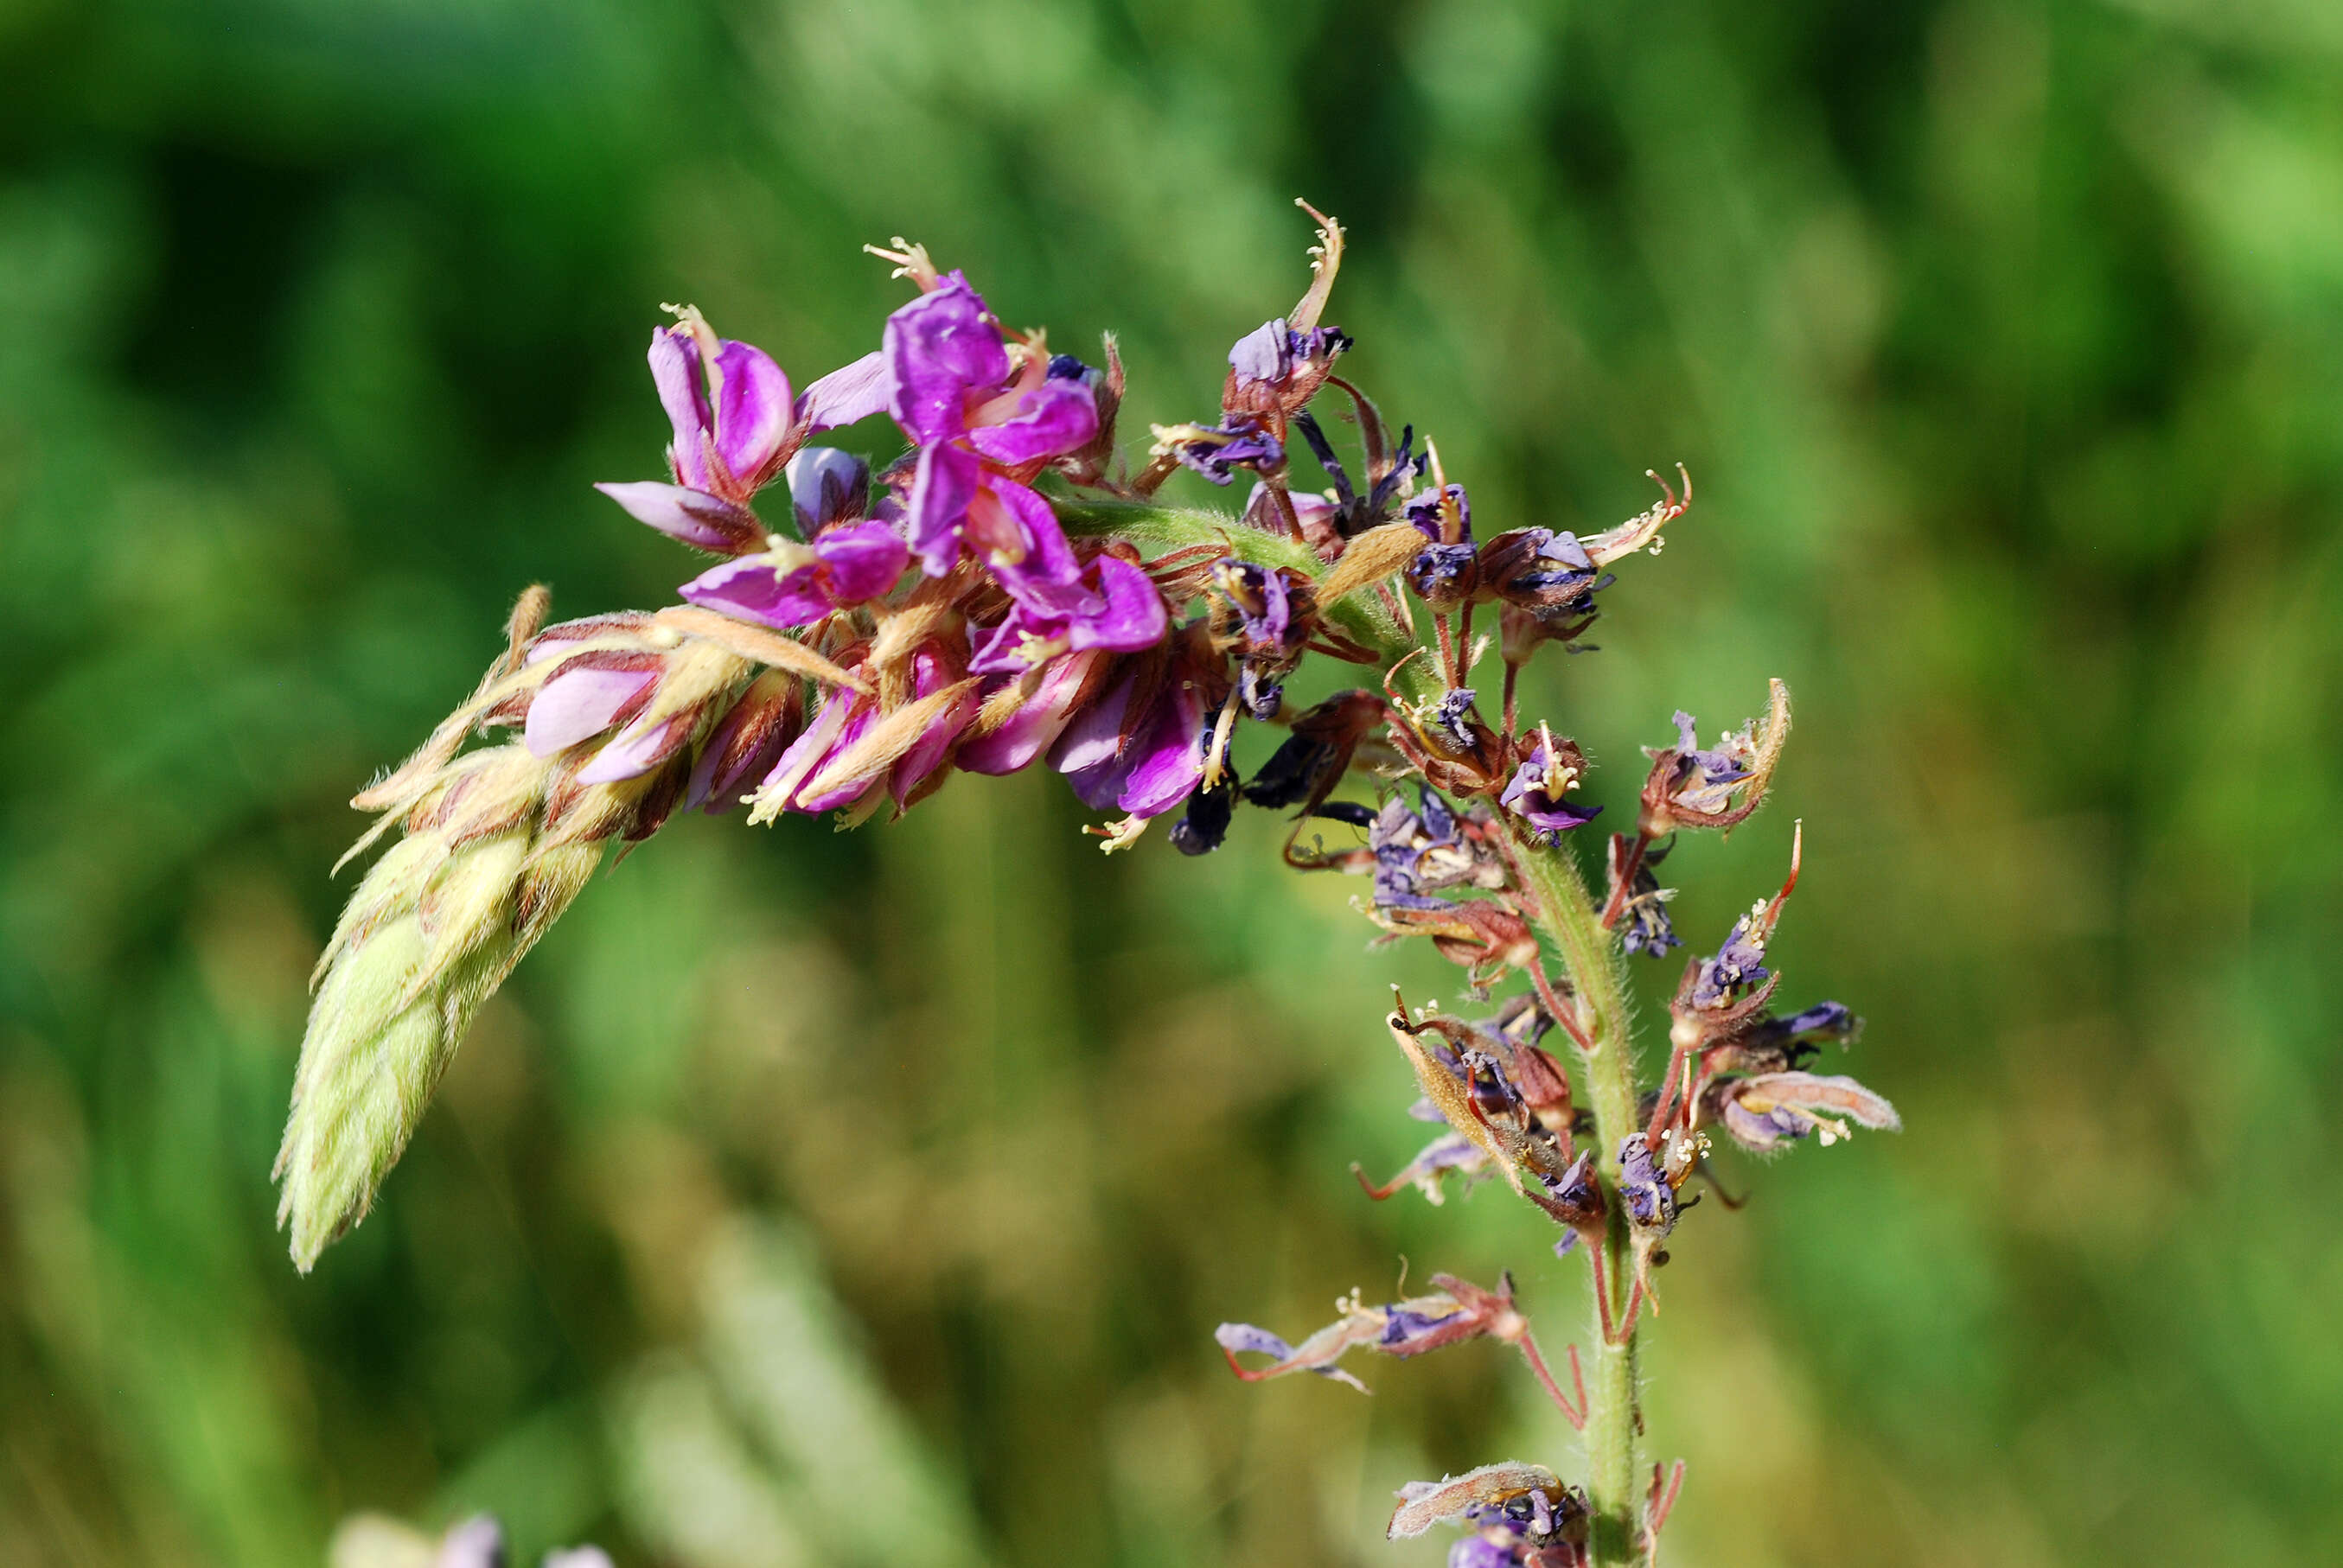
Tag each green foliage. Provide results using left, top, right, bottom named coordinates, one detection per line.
left=3, top=0, right=2341, bottom=1564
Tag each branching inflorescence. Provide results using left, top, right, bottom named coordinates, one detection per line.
left=279, top=203, right=1898, bottom=1566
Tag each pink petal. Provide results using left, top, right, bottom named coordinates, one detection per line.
left=525, top=665, right=659, bottom=755
left=906, top=442, right=980, bottom=575
left=711, top=338, right=793, bottom=485
left=814, top=519, right=910, bottom=602
left=679, top=558, right=832, bottom=629
left=958, top=651, right=1102, bottom=775
left=883, top=275, right=1007, bottom=444
left=595, top=481, right=763, bottom=553
left=1068, top=555, right=1168, bottom=653
left=966, top=378, right=1098, bottom=466
left=1116, top=679, right=1206, bottom=818
left=648, top=328, right=713, bottom=491
left=794, top=351, right=891, bottom=431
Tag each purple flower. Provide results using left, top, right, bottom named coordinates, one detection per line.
left=1425, top=688, right=1478, bottom=751
left=884, top=276, right=1011, bottom=444
left=1355, top=1130, right=1491, bottom=1203
left=1638, top=680, right=1792, bottom=837
left=1369, top=789, right=1468, bottom=911
left=1607, top=832, right=1681, bottom=959
left=1709, top=1071, right=1901, bottom=1152
left=1689, top=911, right=1772, bottom=1010
left=1223, top=317, right=1351, bottom=420
left=652, top=322, right=795, bottom=497
left=1152, top=417, right=1286, bottom=485
left=1479, top=527, right=1612, bottom=631
left=1740, top=1000, right=1861, bottom=1064
left=1499, top=739, right=1601, bottom=843
left=678, top=520, right=910, bottom=630
left=882, top=274, right=1100, bottom=579
left=956, top=648, right=1108, bottom=776
left=1408, top=542, right=1479, bottom=603
left=1049, top=663, right=1208, bottom=820
left=1207, top=560, right=1311, bottom=718
left=967, top=550, right=1168, bottom=673
left=1617, top=1133, right=1677, bottom=1236
left=599, top=314, right=889, bottom=551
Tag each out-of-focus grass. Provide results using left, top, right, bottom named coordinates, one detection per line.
left=3, top=1, right=2340, bottom=1564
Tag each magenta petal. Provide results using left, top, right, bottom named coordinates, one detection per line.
left=1117, top=681, right=1206, bottom=818
left=795, top=703, right=879, bottom=813
left=648, top=328, right=712, bottom=491
left=595, top=481, right=762, bottom=553
left=795, top=351, right=891, bottom=431
left=577, top=712, right=686, bottom=784
left=1058, top=679, right=1139, bottom=782
left=1067, top=556, right=1167, bottom=653
left=884, top=276, right=1008, bottom=444
left=958, top=653, right=1099, bottom=774
left=756, top=692, right=850, bottom=805
left=679, top=558, right=831, bottom=629
left=986, top=479, right=1083, bottom=605
left=892, top=650, right=976, bottom=804
left=966, top=378, right=1099, bottom=465
left=711, top=339, right=793, bottom=484
left=907, top=442, right=980, bottom=575
left=966, top=607, right=1045, bottom=675
left=525, top=666, right=659, bottom=755
left=814, top=519, right=910, bottom=602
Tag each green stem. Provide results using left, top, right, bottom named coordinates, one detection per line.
left=1502, top=828, right=1642, bottom=1564
left=1057, top=495, right=1647, bottom=1560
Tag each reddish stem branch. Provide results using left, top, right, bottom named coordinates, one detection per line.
left=1516, top=1332, right=1587, bottom=1430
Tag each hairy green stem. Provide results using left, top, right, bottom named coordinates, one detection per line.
left=1502, top=827, right=1641, bottom=1563
left=1058, top=497, right=1647, bottom=1559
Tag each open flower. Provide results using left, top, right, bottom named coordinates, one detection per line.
left=1046, top=641, right=1219, bottom=823
left=677, top=519, right=910, bottom=630
left=883, top=273, right=1099, bottom=577
left=1499, top=732, right=1601, bottom=843
left=966, top=545, right=1167, bottom=674
left=596, top=311, right=892, bottom=552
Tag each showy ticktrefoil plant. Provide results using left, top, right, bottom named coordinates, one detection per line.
left=278, top=205, right=1899, bottom=1566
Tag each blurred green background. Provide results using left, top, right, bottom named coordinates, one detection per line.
left=4, top=0, right=2340, bottom=1563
